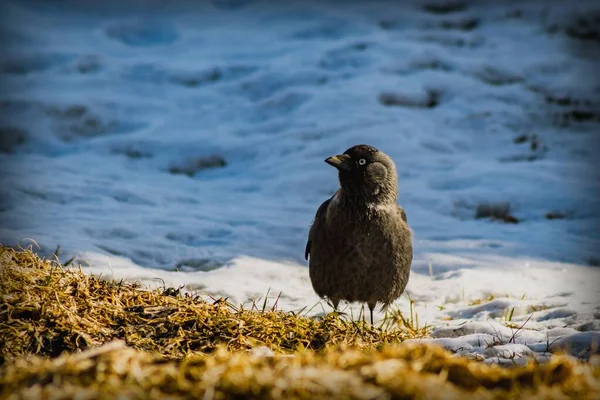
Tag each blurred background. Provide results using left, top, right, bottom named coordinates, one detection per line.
left=0, top=0, right=599, bottom=291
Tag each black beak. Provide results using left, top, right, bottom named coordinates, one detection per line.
left=325, top=154, right=352, bottom=171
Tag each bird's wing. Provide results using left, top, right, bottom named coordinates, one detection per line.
left=305, top=197, right=332, bottom=260
left=397, top=204, right=408, bottom=223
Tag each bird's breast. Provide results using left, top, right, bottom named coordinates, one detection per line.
left=326, top=205, right=405, bottom=248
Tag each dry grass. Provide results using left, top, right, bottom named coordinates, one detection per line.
left=1, top=246, right=600, bottom=399
left=0, top=246, right=415, bottom=363
left=3, top=339, right=600, bottom=400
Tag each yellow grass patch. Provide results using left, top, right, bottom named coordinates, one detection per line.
left=1, top=246, right=599, bottom=399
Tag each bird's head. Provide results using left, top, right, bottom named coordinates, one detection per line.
left=325, top=144, right=398, bottom=203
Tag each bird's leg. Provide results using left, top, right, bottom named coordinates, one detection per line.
left=361, top=304, right=366, bottom=323
left=368, top=302, right=376, bottom=325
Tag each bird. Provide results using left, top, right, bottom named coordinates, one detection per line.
left=305, top=144, right=413, bottom=325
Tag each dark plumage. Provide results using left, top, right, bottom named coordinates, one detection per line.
left=305, top=144, right=413, bottom=324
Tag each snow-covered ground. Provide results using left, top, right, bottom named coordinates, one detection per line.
left=1, top=0, right=599, bottom=363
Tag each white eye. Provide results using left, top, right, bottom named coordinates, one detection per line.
left=358, top=158, right=367, bottom=166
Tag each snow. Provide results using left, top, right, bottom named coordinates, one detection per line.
left=550, top=332, right=600, bottom=360
left=1, top=0, right=599, bottom=364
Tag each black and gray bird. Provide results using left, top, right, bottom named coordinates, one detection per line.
left=305, top=144, right=412, bottom=324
